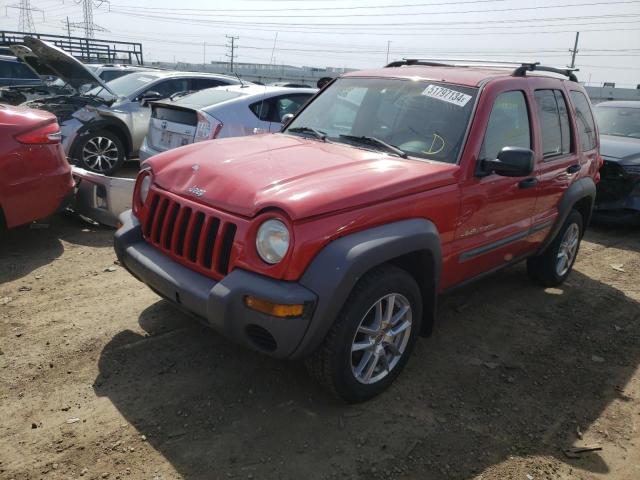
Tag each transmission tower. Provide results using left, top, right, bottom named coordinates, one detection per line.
left=69, top=0, right=110, bottom=38
left=5, top=0, right=44, bottom=32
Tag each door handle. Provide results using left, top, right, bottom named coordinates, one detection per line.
left=566, top=164, right=581, bottom=174
left=518, top=177, right=538, bottom=189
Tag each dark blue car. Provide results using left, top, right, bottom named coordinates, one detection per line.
left=594, top=101, right=640, bottom=224
left=0, top=55, right=41, bottom=87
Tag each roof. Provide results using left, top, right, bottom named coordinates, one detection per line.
left=219, top=84, right=317, bottom=96
left=595, top=100, right=640, bottom=108
left=344, top=65, right=555, bottom=87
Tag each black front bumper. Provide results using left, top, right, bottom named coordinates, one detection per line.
left=114, top=210, right=317, bottom=358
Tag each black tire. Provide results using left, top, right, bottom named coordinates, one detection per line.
left=305, top=265, right=422, bottom=403
left=74, top=129, right=126, bottom=176
left=527, top=210, right=584, bottom=287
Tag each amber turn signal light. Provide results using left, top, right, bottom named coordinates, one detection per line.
left=244, top=296, right=304, bottom=318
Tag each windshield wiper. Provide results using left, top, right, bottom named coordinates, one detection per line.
left=339, top=134, right=407, bottom=159
left=287, top=126, right=327, bottom=141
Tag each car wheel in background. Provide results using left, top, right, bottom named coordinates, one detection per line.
left=75, top=130, right=125, bottom=176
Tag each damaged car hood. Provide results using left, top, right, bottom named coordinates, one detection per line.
left=10, top=37, right=115, bottom=96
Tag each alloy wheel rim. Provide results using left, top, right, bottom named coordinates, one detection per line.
left=83, top=136, right=119, bottom=172
left=556, top=223, right=580, bottom=277
left=350, top=293, right=412, bottom=385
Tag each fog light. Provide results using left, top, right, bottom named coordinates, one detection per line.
left=244, top=296, right=304, bottom=318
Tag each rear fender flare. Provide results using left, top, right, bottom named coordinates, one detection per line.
left=536, top=176, right=596, bottom=254
left=292, top=218, right=442, bottom=358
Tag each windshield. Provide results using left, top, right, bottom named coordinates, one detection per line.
left=595, top=106, right=640, bottom=139
left=285, top=77, right=477, bottom=162
left=86, top=71, right=162, bottom=100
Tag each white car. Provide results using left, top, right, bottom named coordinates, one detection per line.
left=139, top=84, right=317, bottom=160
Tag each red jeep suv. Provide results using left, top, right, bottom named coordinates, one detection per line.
left=115, top=60, right=601, bottom=402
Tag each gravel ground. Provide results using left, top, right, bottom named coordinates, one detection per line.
left=1, top=214, right=639, bottom=480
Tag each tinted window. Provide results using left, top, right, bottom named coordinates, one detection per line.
left=149, top=78, right=191, bottom=97
left=272, top=94, right=311, bottom=122
left=191, top=78, right=228, bottom=90
left=100, top=70, right=130, bottom=82
left=570, top=91, right=597, bottom=151
left=480, top=91, right=530, bottom=161
left=0, top=59, right=38, bottom=79
left=287, top=78, right=478, bottom=163
left=534, top=89, right=570, bottom=158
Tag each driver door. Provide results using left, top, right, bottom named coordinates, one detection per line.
left=128, top=78, right=191, bottom=152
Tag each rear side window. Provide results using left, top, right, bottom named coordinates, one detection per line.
left=570, top=91, right=597, bottom=151
left=191, top=78, right=228, bottom=90
left=534, top=89, right=571, bottom=158
left=480, top=91, right=531, bottom=161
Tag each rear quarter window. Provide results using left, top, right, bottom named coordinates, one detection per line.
left=570, top=91, right=597, bottom=151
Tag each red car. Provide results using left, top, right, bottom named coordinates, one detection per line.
left=115, top=60, right=601, bottom=402
left=0, top=104, right=74, bottom=229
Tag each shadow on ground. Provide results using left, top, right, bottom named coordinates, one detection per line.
left=94, top=263, right=640, bottom=479
left=0, top=213, right=114, bottom=283
left=586, top=222, right=640, bottom=253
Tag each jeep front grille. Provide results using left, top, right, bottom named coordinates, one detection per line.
left=142, top=190, right=237, bottom=277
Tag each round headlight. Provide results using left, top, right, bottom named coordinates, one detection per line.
left=256, top=219, right=290, bottom=264
left=139, top=173, right=152, bottom=204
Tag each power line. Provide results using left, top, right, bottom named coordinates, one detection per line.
left=68, top=0, right=110, bottom=38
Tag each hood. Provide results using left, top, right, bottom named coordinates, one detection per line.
left=147, top=134, right=458, bottom=220
left=10, top=37, right=115, bottom=96
left=600, top=135, right=640, bottom=166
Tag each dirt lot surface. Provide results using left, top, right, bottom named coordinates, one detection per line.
left=1, top=214, right=639, bottom=480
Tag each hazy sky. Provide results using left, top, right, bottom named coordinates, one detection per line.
left=2, top=0, right=639, bottom=86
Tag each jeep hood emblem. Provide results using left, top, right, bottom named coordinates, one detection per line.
left=187, top=186, right=206, bottom=197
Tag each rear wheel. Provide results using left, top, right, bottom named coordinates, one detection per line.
left=306, top=265, right=422, bottom=403
left=75, top=130, right=125, bottom=176
left=527, top=210, right=583, bottom=287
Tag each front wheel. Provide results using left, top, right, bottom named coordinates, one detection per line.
left=74, top=130, right=125, bottom=176
left=527, top=210, right=584, bottom=287
left=306, top=265, right=422, bottom=403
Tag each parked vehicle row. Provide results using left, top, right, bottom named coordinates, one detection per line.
left=114, top=59, right=604, bottom=402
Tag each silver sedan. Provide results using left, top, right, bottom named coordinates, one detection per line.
left=139, top=84, right=317, bottom=160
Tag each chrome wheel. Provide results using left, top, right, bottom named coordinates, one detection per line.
left=556, top=223, right=580, bottom=276
left=351, top=293, right=412, bottom=385
left=82, top=136, right=120, bottom=172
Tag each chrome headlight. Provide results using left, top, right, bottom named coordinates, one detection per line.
left=139, top=173, right=152, bottom=204
left=256, top=219, right=290, bottom=264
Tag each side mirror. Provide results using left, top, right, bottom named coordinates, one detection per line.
left=479, top=147, right=534, bottom=177
left=281, top=113, right=295, bottom=128
left=140, top=91, right=161, bottom=106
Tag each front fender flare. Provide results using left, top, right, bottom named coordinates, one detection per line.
left=292, top=218, right=441, bottom=358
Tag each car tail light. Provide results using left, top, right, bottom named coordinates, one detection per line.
left=194, top=111, right=223, bottom=143
left=15, top=121, right=62, bottom=145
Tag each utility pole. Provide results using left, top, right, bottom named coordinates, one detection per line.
left=6, top=0, right=43, bottom=32
left=386, top=40, right=391, bottom=64
left=569, top=31, right=580, bottom=69
left=203, top=41, right=206, bottom=68
left=269, top=32, right=278, bottom=65
left=226, top=35, right=239, bottom=72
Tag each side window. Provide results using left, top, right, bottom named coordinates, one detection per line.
left=147, top=78, right=190, bottom=97
left=272, top=95, right=310, bottom=122
left=191, top=78, right=226, bottom=90
left=570, top=91, right=597, bottom=151
left=480, top=91, right=531, bottom=161
left=534, top=89, right=571, bottom=158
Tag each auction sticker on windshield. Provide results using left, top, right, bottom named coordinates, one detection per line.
left=422, top=84, right=472, bottom=107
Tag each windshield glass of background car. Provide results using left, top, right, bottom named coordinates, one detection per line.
left=86, top=72, right=162, bottom=99
left=285, top=77, right=478, bottom=162
left=176, top=88, right=244, bottom=108
left=595, top=106, right=640, bottom=138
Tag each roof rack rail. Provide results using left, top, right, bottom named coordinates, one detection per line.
left=385, top=58, right=579, bottom=82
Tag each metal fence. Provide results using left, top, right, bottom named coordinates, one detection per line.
left=0, top=31, right=143, bottom=65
